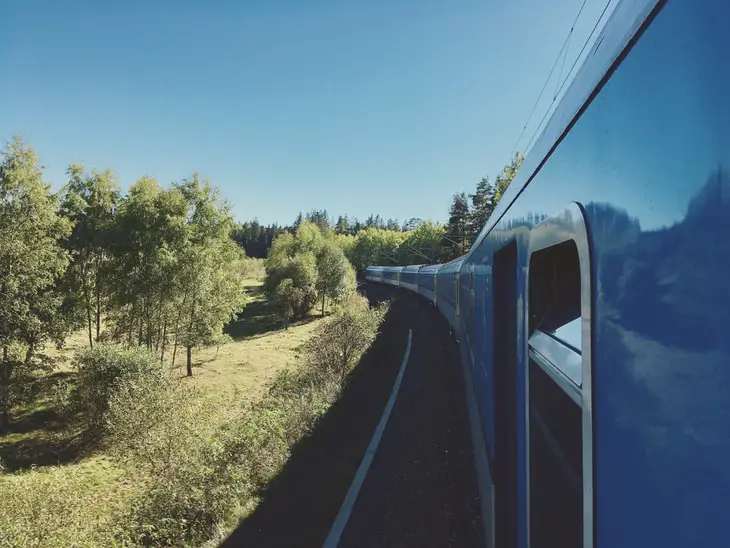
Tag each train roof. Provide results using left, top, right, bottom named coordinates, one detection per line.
left=467, top=0, right=659, bottom=259
left=438, top=255, right=465, bottom=273
left=419, top=263, right=442, bottom=273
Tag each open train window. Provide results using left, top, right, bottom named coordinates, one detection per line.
left=527, top=204, right=592, bottom=548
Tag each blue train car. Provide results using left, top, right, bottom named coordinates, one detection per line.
left=380, top=266, right=402, bottom=287
left=364, top=266, right=384, bottom=283
left=398, top=264, right=423, bottom=293
left=435, top=256, right=464, bottom=332
left=365, top=1, right=730, bottom=546
left=416, top=263, right=441, bottom=305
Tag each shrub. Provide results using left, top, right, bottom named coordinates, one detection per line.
left=238, top=257, right=266, bottom=281
left=74, top=344, right=165, bottom=430
left=304, top=301, right=389, bottom=388
left=108, top=376, right=246, bottom=546
left=106, top=376, right=214, bottom=479
left=0, top=466, right=109, bottom=547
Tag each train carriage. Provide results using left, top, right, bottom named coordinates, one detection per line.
left=364, top=266, right=384, bottom=283
left=380, top=266, right=403, bottom=287
left=365, top=1, right=730, bottom=546
left=416, top=263, right=441, bottom=305
left=398, top=264, right=423, bottom=293
left=435, top=256, right=464, bottom=332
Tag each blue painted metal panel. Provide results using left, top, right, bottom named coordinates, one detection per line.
left=436, top=257, right=464, bottom=329
left=381, top=266, right=403, bottom=287
left=417, top=264, right=440, bottom=303
left=364, top=266, right=384, bottom=282
left=399, top=265, right=423, bottom=293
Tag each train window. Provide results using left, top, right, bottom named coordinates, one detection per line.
left=527, top=204, right=592, bottom=548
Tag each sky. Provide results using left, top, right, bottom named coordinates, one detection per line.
left=0, top=0, right=615, bottom=226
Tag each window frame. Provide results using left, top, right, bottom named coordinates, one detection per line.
left=525, top=202, right=594, bottom=548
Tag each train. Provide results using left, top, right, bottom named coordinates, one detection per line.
left=364, top=1, right=730, bottom=547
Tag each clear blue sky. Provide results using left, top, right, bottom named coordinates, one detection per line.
left=0, top=0, right=614, bottom=226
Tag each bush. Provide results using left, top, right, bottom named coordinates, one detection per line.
left=107, top=376, right=214, bottom=480
left=238, top=257, right=266, bottom=281
left=0, top=466, right=109, bottom=547
left=74, top=344, right=165, bottom=430
left=108, top=376, right=246, bottom=546
left=304, top=301, right=389, bottom=388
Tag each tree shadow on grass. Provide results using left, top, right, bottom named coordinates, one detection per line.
left=219, top=284, right=407, bottom=548
left=0, top=371, right=99, bottom=472
left=225, top=284, right=324, bottom=342
left=0, top=423, right=95, bottom=472
left=226, top=285, right=282, bottom=340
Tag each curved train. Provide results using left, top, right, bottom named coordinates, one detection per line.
left=365, top=1, right=730, bottom=547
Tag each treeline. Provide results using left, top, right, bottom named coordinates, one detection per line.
left=444, top=151, right=524, bottom=257
left=0, top=137, right=246, bottom=429
left=231, top=211, right=418, bottom=259
left=234, top=152, right=524, bottom=266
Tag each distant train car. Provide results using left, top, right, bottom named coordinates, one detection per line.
left=364, top=266, right=384, bottom=283
left=364, top=1, right=730, bottom=547
left=398, top=264, right=423, bottom=293
left=416, top=263, right=441, bottom=305
left=380, top=266, right=402, bottom=287
left=435, top=256, right=463, bottom=332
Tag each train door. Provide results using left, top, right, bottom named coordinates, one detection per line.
left=526, top=204, right=593, bottom=548
left=492, top=240, right=519, bottom=548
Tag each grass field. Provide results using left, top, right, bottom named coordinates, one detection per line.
left=0, top=278, right=327, bottom=545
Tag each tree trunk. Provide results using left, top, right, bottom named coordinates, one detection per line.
left=171, top=293, right=189, bottom=368
left=322, top=295, right=326, bottom=317
left=95, top=261, right=102, bottom=342
left=184, top=294, right=197, bottom=376
left=0, top=346, right=10, bottom=431
left=81, top=261, right=94, bottom=349
left=160, top=320, right=168, bottom=363
left=138, top=315, right=143, bottom=346
left=171, top=339, right=178, bottom=368
left=95, top=297, right=101, bottom=342
left=86, top=306, right=94, bottom=349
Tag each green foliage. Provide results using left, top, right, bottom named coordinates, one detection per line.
left=305, top=300, right=390, bottom=388
left=236, top=257, right=266, bottom=281
left=0, top=465, right=107, bottom=547
left=446, top=192, right=470, bottom=258
left=100, top=172, right=247, bottom=376
left=494, top=151, right=524, bottom=204
left=59, top=164, right=120, bottom=348
left=105, top=285, right=386, bottom=547
left=334, top=215, right=350, bottom=235
left=316, top=241, right=356, bottom=315
left=104, top=176, right=187, bottom=352
left=265, top=221, right=355, bottom=321
left=74, top=344, right=165, bottom=430
left=273, top=278, right=298, bottom=328
left=347, top=227, right=406, bottom=271
left=467, top=176, right=495, bottom=244
left=266, top=251, right=319, bottom=320
left=107, top=376, right=237, bottom=547
left=398, top=220, right=447, bottom=264
left=0, top=136, right=72, bottom=429
left=231, top=220, right=285, bottom=259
